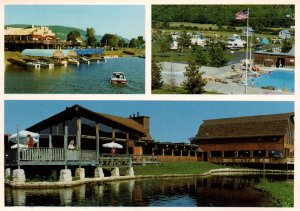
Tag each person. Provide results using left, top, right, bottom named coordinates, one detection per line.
left=27, top=134, right=34, bottom=148
left=111, top=147, right=117, bottom=155
left=68, top=140, right=75, bottom=150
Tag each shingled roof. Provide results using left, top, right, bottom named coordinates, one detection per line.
left=195, top=113, right=294, bottom=140
left=27, top=104, right=151, bottom=140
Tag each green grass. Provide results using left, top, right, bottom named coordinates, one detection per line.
left=256, top=180, right=294, bottom=207
left=133, top=162, right=229, bottom=176
left=152, top=84, right=222, bottom=94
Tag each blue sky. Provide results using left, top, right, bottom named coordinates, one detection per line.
left=5, top=5, right=145, bottom=39
left=5, top=101, right=294, bottom=143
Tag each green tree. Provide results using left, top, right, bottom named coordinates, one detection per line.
left=207, top=42, right=228, bottom=67
left=86, top=28, right=97, bottom=47
left=101, top=34, right=119, bottom=48
left=151, top=62, right=164, bottom=89
left=177, top=30, right=191, bottom=57
left=129, top=38, right=138, bottom=48
left=281, top=38, right=292, bottom=53
left=194, top=46, right=208, bottom=66
left=137, top=36, right=145, bottom=47
left=181, top=62, right=207, bottom=94
left=155, top=33, right=173, bottom=57
left=118, top=39, right=127, bottom=48
left=67, top=30, right=81, bottom=44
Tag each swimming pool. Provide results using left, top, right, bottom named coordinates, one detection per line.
left=248, top=69, right=294, bottom=92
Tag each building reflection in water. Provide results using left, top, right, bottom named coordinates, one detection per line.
left=59, top=188, right=73, bottom=206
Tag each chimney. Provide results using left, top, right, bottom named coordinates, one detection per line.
left=133, top=113, right=135, bottom=118
left=137, top=112, right=140, bottom=117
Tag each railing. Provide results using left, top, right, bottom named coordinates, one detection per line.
left=18, top=148, right=64, bottom=161
left=132, top=155, right=158, bottom=164
left=99, top=154, right=132, bottom=168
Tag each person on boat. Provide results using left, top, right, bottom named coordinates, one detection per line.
left=27, top=134, right=34, bottom=148
left=68, top=140, right=75, bottom=150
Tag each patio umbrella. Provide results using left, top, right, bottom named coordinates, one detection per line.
left=11, top=143, right=28, bottom=149
left=8, top=130, right=40, bottom=144
left=102, top=142, right=123, bottom=149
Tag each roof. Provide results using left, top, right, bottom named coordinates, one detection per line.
left=280, top=29, right=290, bottom=34
left=21, top=49, right=64, bottom=58
left=61, top=50, right=77, bottom=57
left=194, top=113, right=294, bottom=140
left=254, top=46, right=295, bottom=57
left=5, top=26, right=55, bottom=36
left=27, top=104, right=151, bottom=140
left=75, top=48, right=104, bottom=55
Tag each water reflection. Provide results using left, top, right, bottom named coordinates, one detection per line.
left=5, top=175, right=293, bottom=207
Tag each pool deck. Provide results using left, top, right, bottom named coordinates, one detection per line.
left=160, top=62, right=294, bottom=94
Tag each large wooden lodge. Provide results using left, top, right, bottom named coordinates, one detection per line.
left=191, top=113, right=294, bottom=167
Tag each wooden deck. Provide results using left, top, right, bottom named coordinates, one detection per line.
left=5, top=148, right=159, bottom=168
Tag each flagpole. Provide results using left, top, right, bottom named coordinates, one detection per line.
left=245, top=8, right=249, bottom=94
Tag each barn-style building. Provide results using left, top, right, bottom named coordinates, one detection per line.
left=191, top=113, right=294, bottom=166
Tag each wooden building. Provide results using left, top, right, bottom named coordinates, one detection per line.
left=191, top=113, right=294, bottom=165
left=253, top=47, right=295, bottom=67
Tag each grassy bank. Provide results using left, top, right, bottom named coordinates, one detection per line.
left=152, top=84, right=222, bottom=94
left=256, top=180, right=294, bottom=207
left=133, top=162, right=229, bottom=176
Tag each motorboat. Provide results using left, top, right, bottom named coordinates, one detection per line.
left=110, top=72, right=126, bottom=84
left=68, top=58, right=80, bottom=66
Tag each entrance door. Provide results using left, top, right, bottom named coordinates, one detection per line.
left=203, top=152, right=208, bottom=161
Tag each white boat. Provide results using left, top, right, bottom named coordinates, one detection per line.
left=39, top=61, right=54, bottom=69
left=110, top=72, right=126, bottom=84
left=227, top=38, right=246, bottom=49
left=79, top=57, right=90, bottom=64
left=26, top=62, right=41, bottom=69
left=68, top=58, right=80, bottom=66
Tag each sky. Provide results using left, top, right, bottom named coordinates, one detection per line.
left=5, top=5, right=145, bottom=39
left=5, top=101, right=294, bottom=143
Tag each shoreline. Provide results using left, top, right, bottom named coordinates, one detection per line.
left=5, top=168, right=293, bottom=189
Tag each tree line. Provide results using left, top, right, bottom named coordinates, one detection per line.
left=152, top=5, right=294, bottom=29
left=67, top=28, right=145, bottom=48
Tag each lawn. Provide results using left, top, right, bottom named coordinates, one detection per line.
left=133, top=162, right=229, bottom=176
left=256, top=180, right=294, bottom=207
left=152, top=84, right=222, bottom=94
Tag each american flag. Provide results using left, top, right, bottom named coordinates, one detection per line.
left=235, top=10, right=248, bottom=20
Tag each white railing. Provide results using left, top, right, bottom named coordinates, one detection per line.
left=19, top=148, right=64, bottom=161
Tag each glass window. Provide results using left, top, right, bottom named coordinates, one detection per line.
left=81, top=117, right=96, bottom=136
left=99, top=123, right=112, bottom=138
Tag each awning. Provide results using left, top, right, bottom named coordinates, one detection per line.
left=21, top=49, right=64, bottom=58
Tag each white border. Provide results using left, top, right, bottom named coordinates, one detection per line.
left=0, top=0, right=298, bottom=210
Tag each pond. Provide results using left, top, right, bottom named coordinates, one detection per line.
left=5, top=57, right=145, bottom=94
left=248, top=70, right=294, bottom=92
left=5, top=174, right=293, bottom=207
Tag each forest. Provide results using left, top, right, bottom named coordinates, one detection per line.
left=152, top=5, right=294, bottom=29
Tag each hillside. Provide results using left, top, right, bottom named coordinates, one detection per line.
left=152, top=5, right=294, bottom=29
left=5, top=24, right=129, bottom=42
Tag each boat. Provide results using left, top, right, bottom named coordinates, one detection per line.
left=79, top=57, right=90, bottom=64
left=26, top=62, right=41, bottom=69
left=68, top=58, right=80, bottom=66
left=38, top=61, right=54, bottom=69
left=110, top=72, right=126, bottom=84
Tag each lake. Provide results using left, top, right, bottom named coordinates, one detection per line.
left=5, top=57, right=145, bottom=94
left=5, top=174, right=293, bottom=207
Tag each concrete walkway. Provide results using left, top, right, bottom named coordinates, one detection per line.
left=160, top=62, right=293, bottom=94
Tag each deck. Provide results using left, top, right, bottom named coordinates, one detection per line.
left=5, top=148, right=158, bottom=168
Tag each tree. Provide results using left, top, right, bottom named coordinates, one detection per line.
left=207, top=42, right=228, bottom=67
left=118, top=39, right=127, bottom=48
left=181, top=62, right=207, bottom=94
left=86, top=28, right=97, bottom=47
left=129, top=38, right=138, bottom=48
left=177, top=30, right=191, bottom=57
left=281, top=38, right=292, bottom=53
left=137, top=36, right=145, bottom=48
left=155, top=33, right=173, bottom=57
left=67, top=30, right=81, bottom=44
left=151, top=62, right=164, bottom=89
left=101, top=34, right=119, bottom=48
left=194, top=46, right=208, bottom=66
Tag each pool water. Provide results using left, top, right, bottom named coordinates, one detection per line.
left=248, top=70, right=294, bottom=92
